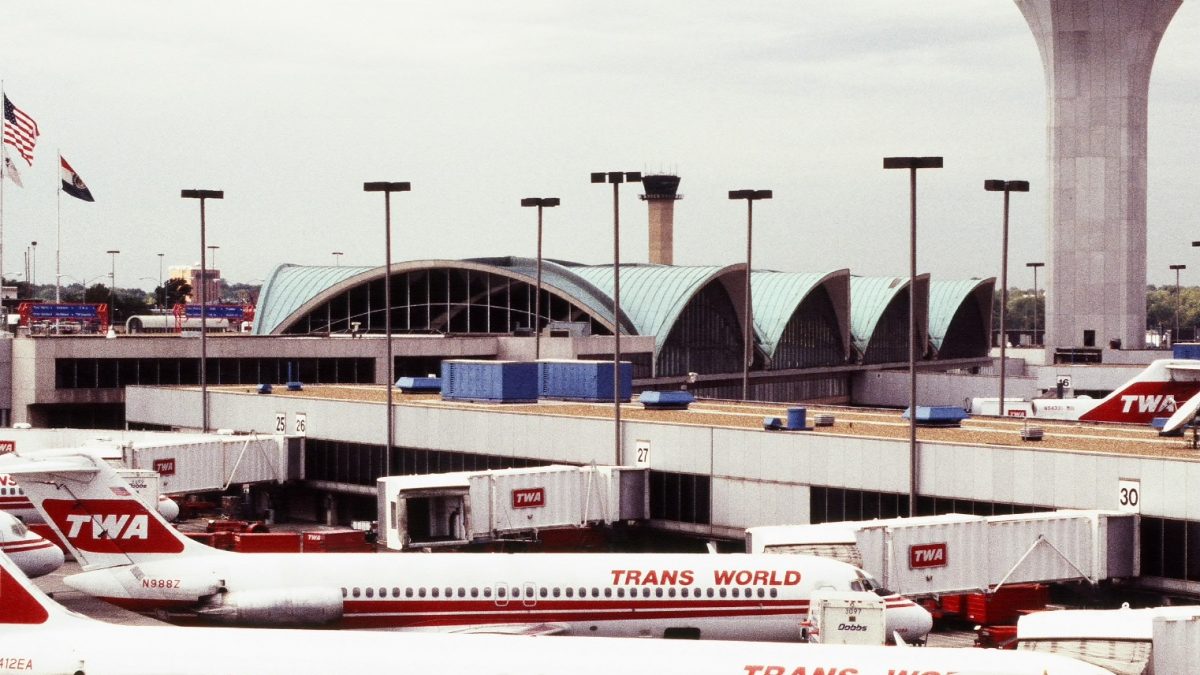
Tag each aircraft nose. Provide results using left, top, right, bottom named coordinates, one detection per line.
left=157, top=496, right=181, bottom=522
left=17, top=543, right=66, bottom=578
left=885, top=596, right=933, bottom=643
left=34, top=544, right=66, bottom=577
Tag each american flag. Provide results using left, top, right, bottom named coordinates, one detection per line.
left=2, top=94, right=40, bottom=166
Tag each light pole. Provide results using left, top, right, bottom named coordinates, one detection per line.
left=1189, top=240, right=1200, bottom=339
left=520, top=197, right=560, bottom=360
left=207, top=245, right=220, bottom=270
left=30, top=241, right=36, bottom=286
left=105, top=250, right=120, bottom=324
left=1171, top=263, right=1187, bottom=344
left=181, top=189, right=224, bottom=433
left=591, top=171, right=641, bottom=465
left=1026, top=262, right=1044, bottom=346
left=884, top=156, right=942, bottom=517
left=728, top=189, right=772, bottom=401
left=985, top=179, right=1030, bottom=418
left=157, top=253, right=165, bottom=311
left=332, top=251, right=343, bottom=267
left=364, top=181, right=411, bottom=476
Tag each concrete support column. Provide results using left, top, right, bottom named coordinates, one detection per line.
left=1015, top=0, right=1181, bottom=351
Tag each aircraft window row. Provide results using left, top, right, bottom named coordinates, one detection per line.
left=0, top=487, right=18, bottom=496
left=340, top=586, right=780, bottom=599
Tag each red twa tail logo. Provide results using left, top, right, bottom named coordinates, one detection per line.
left=0, top=565, right=50, bottom=624
left=42, top=499, right=184, bottom=555
left=1080, top=381, right=1200, bottom=424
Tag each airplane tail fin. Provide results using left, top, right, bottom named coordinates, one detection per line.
left=0, top=547, right=81, bottom=627
left=1077, top=359, right=1200, bottom=424
left=0, top=449, right=214, bottom=571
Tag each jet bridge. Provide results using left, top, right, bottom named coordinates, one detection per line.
left=746, top=510, right=1138, bottom=597
left=0, top=428, right=293, bottom=495
left=377, top=465, right=648, bottom=551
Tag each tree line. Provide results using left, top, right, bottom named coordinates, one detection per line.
left=7, top=279, right=262, bottom=323
left=995, top=285, right=1200, bottom=341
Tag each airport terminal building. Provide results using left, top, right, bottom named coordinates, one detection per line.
left=3, top=254, right=1200, bottom=600
left=0, top=257, right=995, bottom=428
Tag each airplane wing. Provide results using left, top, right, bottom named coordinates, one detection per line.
left=1166, top=362, right=1200, bottom=371
left=444, top=623, right=571, bottom=636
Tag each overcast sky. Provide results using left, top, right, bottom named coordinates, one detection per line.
left=2, top=1, right=1198, bottom=292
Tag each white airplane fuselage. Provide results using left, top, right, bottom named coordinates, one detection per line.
left=66, top=549, right=930, bottom=641
left=0, top=473, right=179, bottom=523
left=0, top=510, right=64, bottom=578
left=0, top=544, right=1114, bottom=675
left=6, top=448, right=930, bottom=643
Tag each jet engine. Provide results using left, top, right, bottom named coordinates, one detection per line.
left=195, top=587, right=344, bottom=626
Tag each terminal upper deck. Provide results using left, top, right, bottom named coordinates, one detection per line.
left=209, top=384, right=1200, bottom=462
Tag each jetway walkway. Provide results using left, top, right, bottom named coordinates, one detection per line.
left=746, top=510, right=1138, bottom=597
left=0, top=428, right=293, bottom=495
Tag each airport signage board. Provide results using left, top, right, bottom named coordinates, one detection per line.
left=1117, top=479, right=1140, bottom=513
left=908, top=542, right=948, bottom=569
left=511, top=487, right=545, bottom=509
left=182, top=305, right=245, bottom=319
left=634, top=439, right=651, bottom=468
left=29, top=304, right=99, bottom=319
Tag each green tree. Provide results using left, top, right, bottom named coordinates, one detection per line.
left=82, top=283, right=109, bottom=305
left=992, top=287, right=1045, bottom=344
left=161, top=278, right=192, bottom=307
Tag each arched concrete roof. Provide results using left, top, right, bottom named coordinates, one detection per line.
left=849, top=274, right=930, bottom=358
left=928, top=278, right=995, bottom=353
left=751, top=269, right=851, bottom=361
left=565, top=263, right=748, bottom=359
left=253, top=264, right=377, bottom=334
left=464, top=256, right=636, bottom=334
left=254, top=259, right=634, bottom=336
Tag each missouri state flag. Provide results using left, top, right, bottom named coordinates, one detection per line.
left=60, top=154, right=94, bottom=202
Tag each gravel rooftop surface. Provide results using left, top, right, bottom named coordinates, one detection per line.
left=209, top=384, right=1200, bottom=462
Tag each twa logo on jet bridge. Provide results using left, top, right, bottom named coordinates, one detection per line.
left=909, top=543, right=948, bottom=569
left=511, top=487, right=545, bottom=509
left=152, top=458, right=176, bottom=476
left=42, top=499, right=183, bottom=554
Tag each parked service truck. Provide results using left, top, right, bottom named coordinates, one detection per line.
left=804, top=591, right=887, bottom=646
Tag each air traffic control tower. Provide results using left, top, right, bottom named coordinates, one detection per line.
left=641, top=175, right=682, bottom=265
left=1016, top=0, right=1182, bottom=352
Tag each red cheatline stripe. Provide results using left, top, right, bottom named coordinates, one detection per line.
left=98, top=596, right=922, bottom=628
left=0, top=540, right=56, bottom=553
left=339, top=599, right=811, bottom=628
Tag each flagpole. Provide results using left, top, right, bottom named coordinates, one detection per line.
left=1, top=81, right=7, bottom=334
left=55, top=178, right=61, bottom=304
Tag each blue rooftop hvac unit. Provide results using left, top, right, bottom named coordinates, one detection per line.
left=1173, top=343, right=1200, bottom=360
left=395, top=376, right=442, bottom=394
left=441, top=360, right=538, bottom=403
left=901, top=406, right=969, bottom=427
left=538, top=360, right=632, bottom=402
